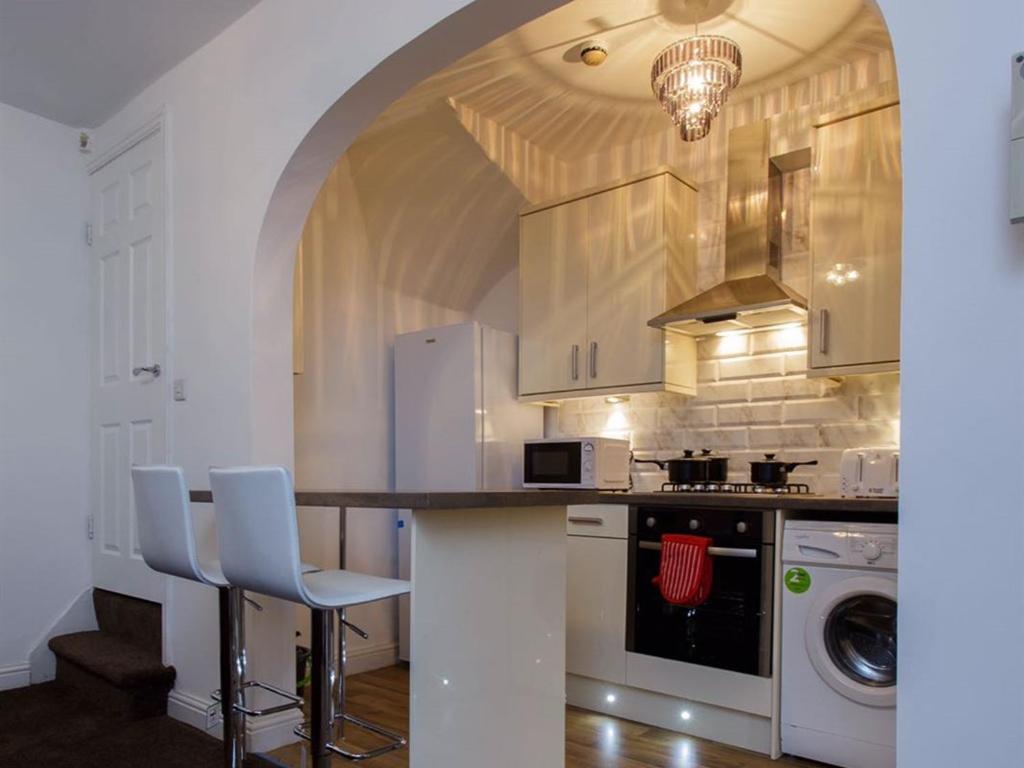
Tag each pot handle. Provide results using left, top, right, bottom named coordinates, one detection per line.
left=784, top=460, right=819, bottom=472
left=631, top=457, right=667, bottom=470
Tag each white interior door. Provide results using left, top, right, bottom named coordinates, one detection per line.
left=91, top=128, right=168, bottom=602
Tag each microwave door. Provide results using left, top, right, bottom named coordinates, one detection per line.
left=525, top=442, right=582, bottom=485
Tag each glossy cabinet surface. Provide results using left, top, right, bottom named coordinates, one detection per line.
left=809, top=104, right=902, bottom=375
left=566, top=505, right=628, bottom=684
left=519, top=197, right=589, bottom=395
left=586, top=176, right=664, bottom=389
left=519, top=169, right=698, bottom=400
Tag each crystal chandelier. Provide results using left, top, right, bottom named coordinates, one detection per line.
left=651, top=32, right=742, bottom=142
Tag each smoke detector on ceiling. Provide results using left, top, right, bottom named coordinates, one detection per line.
left=580, top=40, right=609, bottom=66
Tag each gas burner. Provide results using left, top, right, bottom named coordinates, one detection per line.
left=659, top=482, right=811, bottom=495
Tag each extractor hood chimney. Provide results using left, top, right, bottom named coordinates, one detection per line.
left=649, top=119, right=810, bottom=335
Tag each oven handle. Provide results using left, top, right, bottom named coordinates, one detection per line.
left=638, top=541, right=758, bottom=559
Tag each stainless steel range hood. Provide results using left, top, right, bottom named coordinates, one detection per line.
left=649, top=120, right=809, bottom=336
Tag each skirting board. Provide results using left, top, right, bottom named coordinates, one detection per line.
left=0, top=663, right=31, bottom=691
left=566, top=673, right=771, bottom=755
left=344, top=641, right=398, bottom=677
left=167, top=689, right=303, bottom=753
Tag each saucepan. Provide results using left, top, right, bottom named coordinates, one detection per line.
left=749, top=454, right=818, bottom=486
left=632, top=449, right=708, bottom=484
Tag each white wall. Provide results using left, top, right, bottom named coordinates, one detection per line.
left=293, top=155, right=467, bottom=665
left=882, top=1, right=1024, bottom=765
left=0, top=103, right=91, bottom=688
left=81, top=0, right=1024, bottom=761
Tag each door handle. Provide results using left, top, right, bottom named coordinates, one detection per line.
left=818, top=309, right=829, bottom=355
left=589, top=341, right=598, bottom=379
left=571, top=344, right=579, bottom=381
left=638, top=541, right=758, bottom=558
left=133, top=364, right=161, bottom=378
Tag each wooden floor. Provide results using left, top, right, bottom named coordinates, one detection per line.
left=268, top=666, right=824, bottom=767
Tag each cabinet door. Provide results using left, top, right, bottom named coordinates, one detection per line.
left=519, top=200, right=588, bottom=395
left=585, top=177, right=666, bottom=389
left=566, top=535, right=628, bottom=683
left=810, top=105, right=902, bottom=370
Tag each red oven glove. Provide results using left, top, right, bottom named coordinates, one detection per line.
left=653, top=534, right=714, bottom=607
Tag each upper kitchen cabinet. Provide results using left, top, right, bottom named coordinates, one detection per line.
left=809, top=96, right=902, bottom=376
left=518, top=169, right=698, bottom=401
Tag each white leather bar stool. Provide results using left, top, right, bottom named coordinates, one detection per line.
left=209, top=466, right=410, bottom=767
left=131, top=466, right=306, bottom=767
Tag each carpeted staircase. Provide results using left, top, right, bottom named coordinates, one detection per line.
left=48, top=588, right=176, bottom=719
left=0, top=588, right=283, bottom=767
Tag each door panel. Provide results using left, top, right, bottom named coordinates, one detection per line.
left=91, top=129, right=167, bottom=603
left=810, top=105, right=902, bottom=370
left=566, top=534, right=628, bottom=683
left=519, top=200, right=588, bottom=395
left=585, top=177, right=666, bottom=389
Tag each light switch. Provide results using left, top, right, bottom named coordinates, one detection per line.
left=1012, top=52, right=1024, bottom=224
left=173, top=378, right=187, bottom=402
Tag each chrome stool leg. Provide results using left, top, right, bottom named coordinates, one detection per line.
left=295, top=608, right=407, bottom=761
left=309, top=608, right=333, bottom=768
left=219, top=586, right=246, bottom=768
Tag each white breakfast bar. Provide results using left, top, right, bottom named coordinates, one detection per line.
left=188, top=488, right=897, bottom=767
left=190, top=489, right=592, bottom=768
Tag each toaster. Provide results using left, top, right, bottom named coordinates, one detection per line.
left=840, top=448, right=899, bottom=498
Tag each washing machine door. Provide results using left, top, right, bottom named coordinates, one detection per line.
left=805, top=575, right=897, bottom=707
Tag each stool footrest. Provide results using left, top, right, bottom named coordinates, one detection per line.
left=212, top=680, right=304, bottom=717
left=294, top=713, right=408, bottom=761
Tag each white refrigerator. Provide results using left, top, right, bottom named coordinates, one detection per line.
left=394, top=321, right=543, bottom=660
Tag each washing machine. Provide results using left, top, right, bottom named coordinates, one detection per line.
left=781, top=520, right=897, bottom=768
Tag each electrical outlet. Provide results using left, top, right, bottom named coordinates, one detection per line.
left=173, top=378, right=187, bottom=402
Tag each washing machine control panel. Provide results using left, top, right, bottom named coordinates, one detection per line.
left=783, top=521, right=898, bottom=569
left=847, top=532, right=898, bottom=567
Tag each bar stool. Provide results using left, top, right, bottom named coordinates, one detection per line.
left=131, top=466, right=310, bottom=767
left=209, top=466, right=410, bottom=767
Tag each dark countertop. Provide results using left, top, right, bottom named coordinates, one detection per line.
left=189, top=488, right=897, bottom=515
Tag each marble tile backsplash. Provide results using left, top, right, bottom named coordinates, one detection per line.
left=544, top=326, right=900, bottom=494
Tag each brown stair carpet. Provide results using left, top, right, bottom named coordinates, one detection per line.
left=48, top=589, right=176, bottom=719
left=0, top=681, right=283, bottom=767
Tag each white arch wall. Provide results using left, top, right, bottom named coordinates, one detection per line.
left=89, top=0, right=1024, bottom=761
left=90, top=0, right=566, bottom=745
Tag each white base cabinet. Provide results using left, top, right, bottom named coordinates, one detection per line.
left=565, top=505, right=628, bottom=684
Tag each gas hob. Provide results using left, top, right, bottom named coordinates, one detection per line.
left=659, top=481, right=813, bottom=495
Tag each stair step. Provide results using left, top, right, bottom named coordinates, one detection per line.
left=49, top=631, right=175, bottom=689
left=49, top=631, right=175, bottom=720
left=92, top=588, right=162, bottom=657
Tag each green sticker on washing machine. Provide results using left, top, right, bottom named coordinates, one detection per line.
left=785, top=567, right=811, bottom=594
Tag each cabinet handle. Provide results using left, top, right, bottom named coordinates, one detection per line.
left=818, top=309, right=830, bottom=355
left=568, top=516, right=604, bottom=525
left=571, top=344, right=579, bottom=381
left=590, top=341, right=598, bottom=379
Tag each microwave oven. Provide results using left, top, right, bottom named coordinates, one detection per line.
left=523, top=437, right=631, bottom=490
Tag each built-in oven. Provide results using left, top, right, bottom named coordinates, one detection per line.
left=627, top=506, right=775, bottom=677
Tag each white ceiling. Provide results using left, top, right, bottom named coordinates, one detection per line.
left=0, top=0, right=261, bottom=127
left=366, top=0, right=892, bottom=158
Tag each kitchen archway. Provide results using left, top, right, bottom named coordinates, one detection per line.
left=249, top=0, right=1024, bottom=765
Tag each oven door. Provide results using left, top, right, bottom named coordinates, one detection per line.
left=628, top=538, right=773, bottom=677
left=523, top=441, right=583, bottom=487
